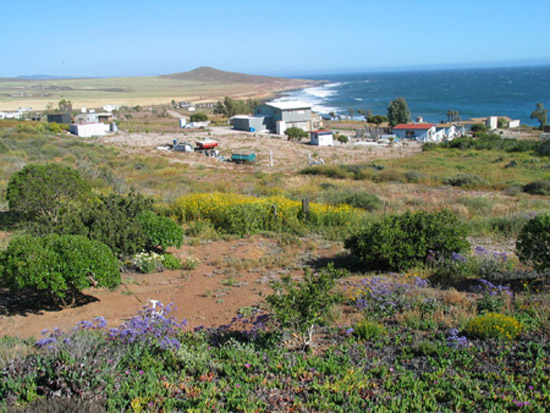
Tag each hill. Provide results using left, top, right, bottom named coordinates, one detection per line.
left=159, top=66, right=298, bottom=84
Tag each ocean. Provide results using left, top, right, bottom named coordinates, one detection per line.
left=275, top=66, right=550, bottom=126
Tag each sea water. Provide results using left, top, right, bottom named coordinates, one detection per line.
left=276, top=66, right=550, bottom=126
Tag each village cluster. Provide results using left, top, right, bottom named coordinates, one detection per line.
left=0, top=100, right=527, bottom=148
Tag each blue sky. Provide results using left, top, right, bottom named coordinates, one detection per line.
left=2, top=0, right=550, bottom=77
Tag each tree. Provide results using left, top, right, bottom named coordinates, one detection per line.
left=214, top=100, right=226, bottom=115
left=58, top=99, right=72, bottom=113
left=348, top=108, right=354, bottom=119
left=369, top=115, right=388, bottom=126
left=530, top=102, right=548, bottom=130
left=284, top=126, right=309, bottom=140
left=387, top=97, right=411, bottom=127
left=6, top=164, right=90, bottom=224
left=190, top=113, right=208, bottom=122
left=446, top=110, right=461, bottom=122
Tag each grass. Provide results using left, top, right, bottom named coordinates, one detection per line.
left=0, top=76, right=299, bottom=111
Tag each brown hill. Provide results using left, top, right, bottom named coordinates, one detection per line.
left=159, top=66, right=298, bottom=84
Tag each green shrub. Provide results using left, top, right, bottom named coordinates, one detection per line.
left=404, top=170, right=424, bottom=183
left=300, top=165, right=350, bottom=179
left=522, top=180, right=550, bottom=195
left=137, top=211, right=183, bottom=251
left=517, top=214, right=550, bottom=271
left=6, top=164, right=90, bottom=222
left=345, top=210, right=469, bottom=271
left=284, top=126, right=309, bottom=140
left=57, top=193, right=153, bottom=257
left=267, top=267, right=338, bottom=347
left=162, top=254, right=181, bottom=270
left=444, top=174, right=489, bottom=188
left=322, top=190, right=380, bottom=212
left=0, top=235, right=119, bottom=304
left=465, top=313, right=522, bottom=340
left=352, top=319, right=387, bottom=341
left=189, top=113, right=208, bottom=122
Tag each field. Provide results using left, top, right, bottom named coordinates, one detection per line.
left=1, top=119, right=550, bottom=410
left=0, top=67, right=316, bottom=111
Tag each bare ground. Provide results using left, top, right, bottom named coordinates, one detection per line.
left=98, top=127, right=422, bottom=174
left=0, top=235, right=343, bottom=340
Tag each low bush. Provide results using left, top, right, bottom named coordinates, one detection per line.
left=517, top=214, right=550, bottom=271
left=0, top=234, right=119, bottom=304
left=321, top=190, right=381, bottom=212
left=465, top=313, right=522, bottom=340
left=56, top=192, right=153, bottom=257
left=345, top=210, right=469, bottom=271
left=522, top=180, right=550, bottom=195
left=352, top=319, right=387, bottom=341
left=136, top=210, right=183, bottom=251
left=168, top=192, right=360, bottom=236
left=162, top=253, right=182, bottom=270
left=444, top=173, right=489, bottom=188
left=267, top=267, right=338, bottom=347
left=404, top=170, right=424, bottom=183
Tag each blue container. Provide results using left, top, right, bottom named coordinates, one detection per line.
left=250, top=127, right=255, bottom=132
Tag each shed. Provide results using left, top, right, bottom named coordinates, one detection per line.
left=47, top=113, right=71, bottom=124
left=310, top=129, right=333, bottom=146
left=230, top=115, right=269, bottom=132
left=69, top=123, right=110, bottom=137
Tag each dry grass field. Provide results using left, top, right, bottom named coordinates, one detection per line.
left=0, top=67, right=317, bottom=111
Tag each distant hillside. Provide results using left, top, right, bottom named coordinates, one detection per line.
left=159, top=66, right=296, bottom=84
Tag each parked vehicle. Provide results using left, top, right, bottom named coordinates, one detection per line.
left=231, top=150, right=256, bottom=164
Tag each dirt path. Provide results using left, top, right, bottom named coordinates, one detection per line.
left=0, top=235, right=342, bottom=340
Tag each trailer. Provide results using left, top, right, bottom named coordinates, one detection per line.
left=231, top=150, right=256, bottom=164
left=195, top=139, right=219, bottom=150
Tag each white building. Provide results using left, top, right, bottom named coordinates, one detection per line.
left=310, top=130, right=334, bottom=146
left=436, top=123, right=462, bottom=140
left=103, top=104, right=122, bottom=112
left=393, top=123, right=444, bottom=142
left=69, top=123, right=110, bottom=137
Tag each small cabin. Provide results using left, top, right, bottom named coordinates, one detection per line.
left=310, top=129, right=333, bottom=146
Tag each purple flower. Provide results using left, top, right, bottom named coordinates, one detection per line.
left=244, top=363, right=251, bottom=369
left=451, top=252, right=466, bottom=263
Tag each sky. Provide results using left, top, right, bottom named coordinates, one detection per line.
left=2, top=0, right=550, bottom=78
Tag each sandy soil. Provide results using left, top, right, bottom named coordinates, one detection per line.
left=0, top=235, right=342, bottom=340
left=98, top=127, right=422, bottom=174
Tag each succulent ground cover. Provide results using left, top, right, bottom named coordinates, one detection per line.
left=2, top=261, right=549, bottom=411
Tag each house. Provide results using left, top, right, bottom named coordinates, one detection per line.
left=230, top=115, right=270, bottom=132
left=310, top=130, right=333, bottom=146
left=74, top=112, right=113, bottom=124
left=499, top=116, right=521, bottom=128
left=436, top=123, right=462, bottom=140
left=392, top=123, right=443, bottom=142
left=256, top=101, right=312, bottom=134
left=69, top=123, right=110, bottom=137
left=47, top=113, right=72, bottom=124
left=102, top=104, right=122, bottom=112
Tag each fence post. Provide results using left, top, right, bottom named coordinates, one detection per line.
left=302, top=198, right=310, bottom=221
